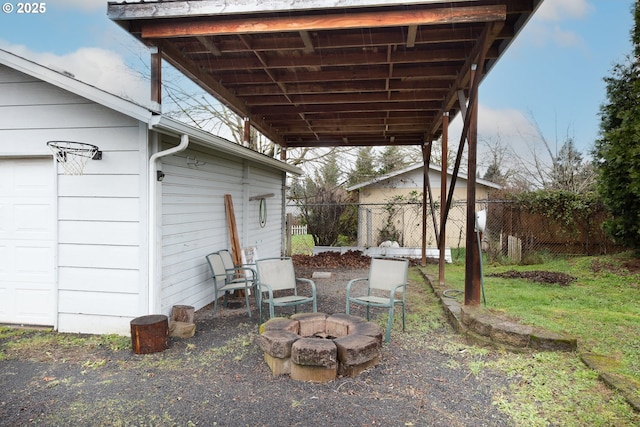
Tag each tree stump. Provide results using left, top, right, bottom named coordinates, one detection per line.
left=171, top=305, right=195, bottom=323
left=130, top=314, right=169, bottom=354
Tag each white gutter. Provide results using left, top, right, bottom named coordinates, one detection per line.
left=147, top=130, right=189, bottom=314
left=151, top=115, right=302, bottom=176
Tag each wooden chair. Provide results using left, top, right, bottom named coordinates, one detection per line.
left=205, top=252, right=255, bottom=318
left=346, top=256, right=409, bottom=342
left=256, top=257, right=317, bottom=322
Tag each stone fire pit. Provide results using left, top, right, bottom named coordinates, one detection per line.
left=258, top=312, right=383, bottom=383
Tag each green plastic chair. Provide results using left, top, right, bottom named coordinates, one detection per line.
left=205, top=252, right=255, bottom=318
left=346, top=256, right=408, bottom=342
left=256, top=257, right=317, bottom=322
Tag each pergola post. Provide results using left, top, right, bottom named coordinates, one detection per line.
left=421, top=141, right=430, bottom=266
left=439, top=112, right=449, bottom=286
left=421, top=143, right=431, bottom=267
left=464, top=64, right=481, bottom=306
left=422, top=139, right=441, bottom=266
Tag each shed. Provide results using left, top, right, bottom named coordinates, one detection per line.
left=0, top=49, right=300, bottom=335
left=347, top=163, right=501, bottom=248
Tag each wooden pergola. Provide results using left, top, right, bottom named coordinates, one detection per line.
left=108, top=0, right=543, bottom=306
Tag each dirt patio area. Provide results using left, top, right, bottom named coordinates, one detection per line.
left=0, top=260, right=526, bottom=427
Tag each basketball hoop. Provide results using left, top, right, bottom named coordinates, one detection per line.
left=47, top=141, right=102, bottom=175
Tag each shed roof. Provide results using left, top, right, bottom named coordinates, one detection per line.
left=346, top=162, right=502, bottom=191
left=0, top=48, right=301, bottom=175
left=108, top=0, right=543, bottom=150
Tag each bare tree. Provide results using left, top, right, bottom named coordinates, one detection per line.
left=498, top=114, right=595, bottom=192
left=478, top=133, right=516, bottom=186
left=290, top=151, right=352, bottom=246
left=549, top=137, right=595, bottom=193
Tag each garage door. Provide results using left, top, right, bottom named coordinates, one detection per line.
left=0, top=158, right=55, bottom=326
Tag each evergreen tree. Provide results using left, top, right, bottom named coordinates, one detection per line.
left=377, top=145, right=408, bottom=175
left=550, top=138, right=594, bottom=193
left=348, top=146, right=378, bottom=185
left=318, top=150, right=341, bottom=187
left=593, top=3, right=640, bottom=250
left=290, top=151, right=347, bottom=246
left=482, top=162, right=503, bottom=184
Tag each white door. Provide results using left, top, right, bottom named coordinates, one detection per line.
left=0, top=158, right=55, bottom=326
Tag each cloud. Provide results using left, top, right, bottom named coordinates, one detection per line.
left=0, top=42, right=150, bottom=106
left=447, top=104, right=551, bottom=173
left=527, top=23, right=586, bottom=49
left=521, top=0, right=592, bottom=50
left=449, top=105, right=539, bottom=144
left=535, top=0, right=592, bottom=21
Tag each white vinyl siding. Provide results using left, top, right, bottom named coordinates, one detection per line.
left=243, top=164, right=285, bottom=255
left=0, top=64, right=147, bottom=335
left=1, top=57, right=295, bottom=334
left=159, top=144, right=285, bottom=315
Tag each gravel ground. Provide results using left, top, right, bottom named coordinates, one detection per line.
left=0, top=267, right=517, bottom=427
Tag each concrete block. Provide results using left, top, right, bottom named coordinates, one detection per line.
left=326, top=313, right=363, bottom=338
left=291, top=312, right=327, bottom=337
left=290, top=363, right=337, bottom=383
left=261, top=317, right=300, bottom=334
left=259, top=330, right=300, bottom=358
left=263, top=352, right=291, bottom=376
left=334, top=334, right=380, bottom=366
left=291, top=338, right=337, bottom=368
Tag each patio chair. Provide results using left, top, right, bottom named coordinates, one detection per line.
left=256, top=257, right=317, bottom=322
left=218, top=249, right=257, bottom=285
left=346, top=256, right=409, bottom=342
left=205, top=252, right=255, bottom=318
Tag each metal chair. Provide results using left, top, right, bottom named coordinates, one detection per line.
left=205, top=252, right=255, bottom=318
left=218, top=249, right=257, bottom=286
left=256, top=257, right=317, bottom=322
left=346, top=256, right=409, bottom=342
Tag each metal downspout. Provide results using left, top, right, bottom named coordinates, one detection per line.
left=148, top=132, right=189, bottom=314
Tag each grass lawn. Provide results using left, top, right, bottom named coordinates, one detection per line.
left=427, top=250, right=640, bottom=391
left=290, top=234, right=314, bottom=255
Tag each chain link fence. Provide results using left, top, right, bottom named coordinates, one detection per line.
left=288, top=199, right=623, bottom=261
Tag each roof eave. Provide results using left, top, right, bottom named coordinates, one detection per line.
left=0, top=48, right=156, bottom=123
left=107, top=0, right=470, bottom=20
left=150, top=115, right=302, bottom=176
left=346, top=162, right=502, bottom=191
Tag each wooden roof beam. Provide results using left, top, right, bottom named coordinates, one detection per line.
left=251, top=100, right=441, bottom=116
left=195, top=36, right=221, bottom=56
left=212, top=64, right=461, bottom=85
left=185, top=47, right=495, bottom=71
left=232, top=79, right=452, bottom=96
left=427, top=20, right=505, bottom=138
left=238, top=33, right=319, bottom=141
left=155, top=42, right=285, bottom=145
left=299, top=30, right=315, bottom=53
left=188, top=26, right=488, bottom=53
left=285, top=136, right=421, bottom=148
left=407, top=25, right=418, bottom=48
left=139, top=5, right=507, bottom=38
left=243, top=90, right=449, bottom=106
